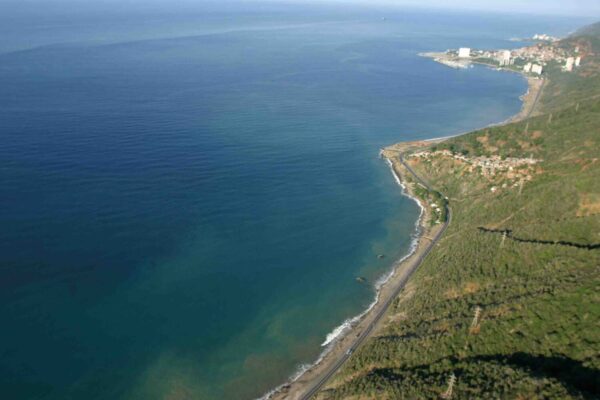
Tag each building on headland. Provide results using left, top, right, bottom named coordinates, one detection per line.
left=575, top=56, right=581, bottom=67
left=532, top=33, right=558, bottom=42
left=523, top=63, right=532, bottom=73
left=458, top=47, right=471, bottom=58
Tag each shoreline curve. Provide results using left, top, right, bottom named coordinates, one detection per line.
left=261, top=55, right=541, bottom=400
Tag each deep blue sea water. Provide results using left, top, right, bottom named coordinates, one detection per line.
left=0, top=2, right=589, bottom=399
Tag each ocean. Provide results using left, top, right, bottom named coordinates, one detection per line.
left=0, top=2, right=588, bottom=399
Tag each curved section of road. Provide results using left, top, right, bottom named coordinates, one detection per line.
left=300, top=152, right=452, bottom=400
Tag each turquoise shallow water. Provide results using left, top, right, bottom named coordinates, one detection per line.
left=0, top=3, right=587, bottom=399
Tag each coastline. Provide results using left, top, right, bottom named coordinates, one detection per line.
left=416, top=74, right=543, bottom=144
left=262, top=55, right=541, bottom=400
left=510, top=75, right=545, bottom=121
left=264, top=154, right=436, bottom=400
left=420, top=51, right=545, bottom=123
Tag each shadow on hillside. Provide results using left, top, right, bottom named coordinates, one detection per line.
left=477, top=227, right=600, bottom=250
left=480, top=352, right=600, bottom=397
left=369, top=352, right=600, bottom=398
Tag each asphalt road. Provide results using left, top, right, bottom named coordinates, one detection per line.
left=299, top=153, right=451, bottom=400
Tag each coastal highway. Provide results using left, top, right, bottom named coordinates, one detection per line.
left=299, top=152, right=451, bottom=400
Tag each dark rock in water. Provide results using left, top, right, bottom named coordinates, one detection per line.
left=377, top=254, right=385, bottom=259
left=356, top=277, right=367, bottom=283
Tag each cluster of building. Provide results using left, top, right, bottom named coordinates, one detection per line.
left=408, top=150, right=541, bottom=182
left=448, top=34, right=585, bottom=75
left=512, top=41, right=583, bottom=74
left=563, top=56, right=582, bottom=72
left=523, top=62, right=543, bottom=75
left=532, top=33, right=559, bottom=42
left=429, top=202, right=444, bottom=224
left=457, top=47, right=540, bottom=72
left=450, top=34, right=584, bottom=76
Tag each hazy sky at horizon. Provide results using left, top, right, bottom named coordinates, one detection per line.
left=3, top=0, right=600, bottom=18
left=294, top=0, right=600, bottom=17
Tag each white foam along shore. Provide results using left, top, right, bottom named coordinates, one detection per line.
left=257, top=156, right=426, bottom=400
left=260, top=46, right=539, bottom=400
left=305, top=65, right=539, bottom=368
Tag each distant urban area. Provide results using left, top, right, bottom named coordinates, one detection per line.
left=422, top=33, right=586, bottom=76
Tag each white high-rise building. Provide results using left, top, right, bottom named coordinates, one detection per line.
left=523, top=63, right=532, bottom=73
left=498, top=50, right=511, bottom=66
left=531, top=64, right=543, bottom=75
left=564, top=57, right=574, bottom=72
left=458, top=47, right=471, bottom=58
left=575, top=56, right=581, bottom=67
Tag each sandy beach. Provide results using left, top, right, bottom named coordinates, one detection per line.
left=509, top=76, right=545, bottom=121
left=263, top=56, right=542, bottom=400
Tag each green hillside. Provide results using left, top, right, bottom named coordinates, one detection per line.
left=540, top=27, right=600, bottom=112
left=574, top=21, right=600, bottom=38
left=316, top=24, right=600, bottom=400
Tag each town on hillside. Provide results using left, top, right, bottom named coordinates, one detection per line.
left=423, top=33, right=588, bottom=76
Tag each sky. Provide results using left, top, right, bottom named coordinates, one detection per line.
left=3, top=0, right=600, bottom=18
left=266, top=0, right=600, bottom=17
